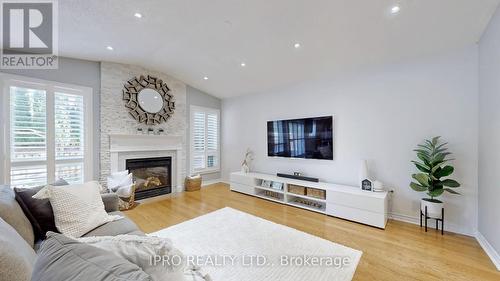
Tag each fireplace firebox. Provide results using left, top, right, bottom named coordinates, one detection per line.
left=125, top=157, right=172, bottom=200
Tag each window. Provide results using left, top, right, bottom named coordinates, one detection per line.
left=190, top=105, right=220, bottom=174
left=1, top=75, right=92, bottom=188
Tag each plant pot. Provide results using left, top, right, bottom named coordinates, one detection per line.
left=420, top=198, right=443, bottom=219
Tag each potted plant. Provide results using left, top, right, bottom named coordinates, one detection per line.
left=410, top=136, right=460, bottom=218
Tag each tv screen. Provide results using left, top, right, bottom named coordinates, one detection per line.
left=267, top=116, right=333, bottom=160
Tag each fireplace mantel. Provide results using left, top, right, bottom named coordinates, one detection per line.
left=109, top=134, right=183, bottom=152
left=109, top=134, right=184, bottom=193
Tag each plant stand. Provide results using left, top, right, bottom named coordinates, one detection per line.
left=420, top=206, right=444, bottom=235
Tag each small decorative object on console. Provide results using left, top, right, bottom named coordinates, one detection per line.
left=359, top=159, right=369, bottom=188
left=241, top=148, right=253, bottom=173
left=361, top=179, right=373, bottom=191
left=261, top=180, right=272, bottom=188
left=294, top=198, right=324, bottom=209
left=271, top=181, right=284, bottom=191
left=373, top=180, right=384, bottom=191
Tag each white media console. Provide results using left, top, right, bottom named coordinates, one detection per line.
left=230, top=171, right=388, bottom=228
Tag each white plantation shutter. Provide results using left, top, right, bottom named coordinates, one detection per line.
left=55, top=92, right=84, bottom=160
left=10, top=165, right=47, bottom=189
left=190, top=106, right=220, bottom=173
left=193, top=112, right=206, bottom=170
left=54, top=92, right=85, bottom=184
left=206, top=113, right=218, bottom=168
left=2, top=75, right=92, bottom=188
left=10, top=87, right=47, bottom=161
left=55, top=163, right=84, bottom=184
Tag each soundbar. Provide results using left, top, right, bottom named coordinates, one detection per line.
left=277, top=173, right=319, bottom=182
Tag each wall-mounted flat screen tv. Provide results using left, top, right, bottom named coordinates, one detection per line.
left=267, top=116, right=333, bottom=160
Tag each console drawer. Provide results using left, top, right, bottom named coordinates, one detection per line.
left=230, top=182, right=253, bottom=195
left=326, top=190, right=385, bottom=213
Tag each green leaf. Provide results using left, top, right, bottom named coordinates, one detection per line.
left=431, top=165, right=442, bottom=173
left=444, top=188, right=460, bottom=195
left=412, top=161, right=430, bottom=173
left=413, top=149, right=431, bottom=157
left=434, top=166, right=454, bottom=178
left=425, top=140, right=434, bottom=148
left=431, top=153, right=451, bottom=165
left=412, top=173, right=430, bottom=187
left=427, top=188, right=444, bottom=198
left=410, top=182, right=428, bottom=192
left=435, top=142, right=449, bottom=150
left=417, top=152, right=430, bottom=163
left=431, top=136, right=441, bottom=146
left=433, top=147, right=448, bottom=155
left=441, top=179, right=460, bottom=187
left=417, top=144, right=432, bottom=151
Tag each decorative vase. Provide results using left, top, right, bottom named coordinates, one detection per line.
left=359, top=160, right=368, bottom=188
left=420, top=199, right=444, bottom=219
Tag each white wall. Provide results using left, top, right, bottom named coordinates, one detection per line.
left=222, top=47, right=478, bottom=236
left=478, top=4, right=500, bottom=267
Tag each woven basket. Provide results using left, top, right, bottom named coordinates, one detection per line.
left=185, top=175, right=202, bottom=192
left=306, top=187, right=326, bottom=200
left=288, top=184, right=306, bottom=195
left=118, top=184, right=137, bottom=211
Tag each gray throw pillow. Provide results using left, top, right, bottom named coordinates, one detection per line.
left=0, top=217, right=37, bottom=281
left=32, top=232, right=152, bottom=281
left=14, top=179, right=69, bottom=240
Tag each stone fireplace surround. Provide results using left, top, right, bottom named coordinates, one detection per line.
left=100, top=62, right=187, bottom=195
left=109, top=134, right=184, bottom=193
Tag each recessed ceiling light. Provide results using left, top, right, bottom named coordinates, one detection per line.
left=203, top=76, right=209, bottom=80
left=240, top=62, right=246, bottom=67
left=106, top=46, right=113, bottom=51
left=134, top=12, right=143, bottom=18
left=391, top=5, right=401, bottom=14
left=294, top=43, right=301, bottom=49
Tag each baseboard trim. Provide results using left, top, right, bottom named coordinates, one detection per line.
left=476, top=232, right=500, bottom=271
left=201, top=178, right=223, bottom=187
left=389, top=212, right=475, bottom=237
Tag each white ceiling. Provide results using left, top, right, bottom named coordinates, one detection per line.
left=60, top=0, right=500, bottom=98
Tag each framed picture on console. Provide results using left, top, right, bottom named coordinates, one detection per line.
left=271, top=181, right=284, bottom=191
left=261, top=180, right=272, bottom=188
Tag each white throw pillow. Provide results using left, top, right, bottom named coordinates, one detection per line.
left=115, top=183, right=135, bottom=198
left=108, top=171, right=133, bottom=192
left=77, top=235, right=186, bottom=281
left=33, top=181, right=122, bottom=238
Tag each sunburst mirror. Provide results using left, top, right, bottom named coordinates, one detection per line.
left=122, top=75, right=175, bottom=125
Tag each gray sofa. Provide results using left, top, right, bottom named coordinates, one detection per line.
left=0, top=185, right=143, bottom=281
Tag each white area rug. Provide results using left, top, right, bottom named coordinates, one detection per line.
left=150, top=207, right=362, bottom=281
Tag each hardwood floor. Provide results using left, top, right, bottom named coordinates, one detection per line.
left=124, top=183, right=500, bottom=281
